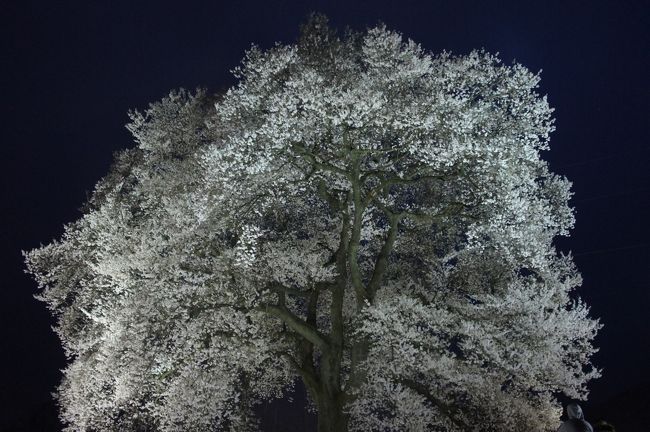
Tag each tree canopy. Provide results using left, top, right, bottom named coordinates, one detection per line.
left=25, top=16, right=600, bottom=432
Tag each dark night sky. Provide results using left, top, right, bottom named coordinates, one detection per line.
left=2, top=1, right=649, bottom=430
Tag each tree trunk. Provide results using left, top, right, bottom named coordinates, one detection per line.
left=316, top=389, right=347, bottom=432
left=315, top=348, right=348, bottom=432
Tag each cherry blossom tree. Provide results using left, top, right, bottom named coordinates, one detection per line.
left=25, top=16, right=600, bottom=432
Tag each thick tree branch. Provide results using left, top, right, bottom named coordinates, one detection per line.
left=348, top=153, right=369, bottom=306
left=268, top=283, right=312, bottom=298
left=296, top=285, right=321, bottom=393
left=282, top=352, right=320, bottom=393
left=367, top=213, right=402, bottom=300
left=403, top=201, right=473, bottom=224
left=263, top=304, right=329, bottom=350
left=330, top=222, right=347, bottom=351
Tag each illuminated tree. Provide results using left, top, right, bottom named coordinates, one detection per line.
left=25, top=16, right=600, bottom=432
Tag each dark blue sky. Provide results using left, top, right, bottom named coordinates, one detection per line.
left=2, top=1, right=649, bottom=430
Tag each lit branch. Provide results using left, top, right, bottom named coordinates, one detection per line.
left=367, top=213, right=402, bottom=300
left=262, top=304, right=329, bottom=350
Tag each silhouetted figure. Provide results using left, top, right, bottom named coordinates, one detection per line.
left=558, top=403, right=594, bottom=432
